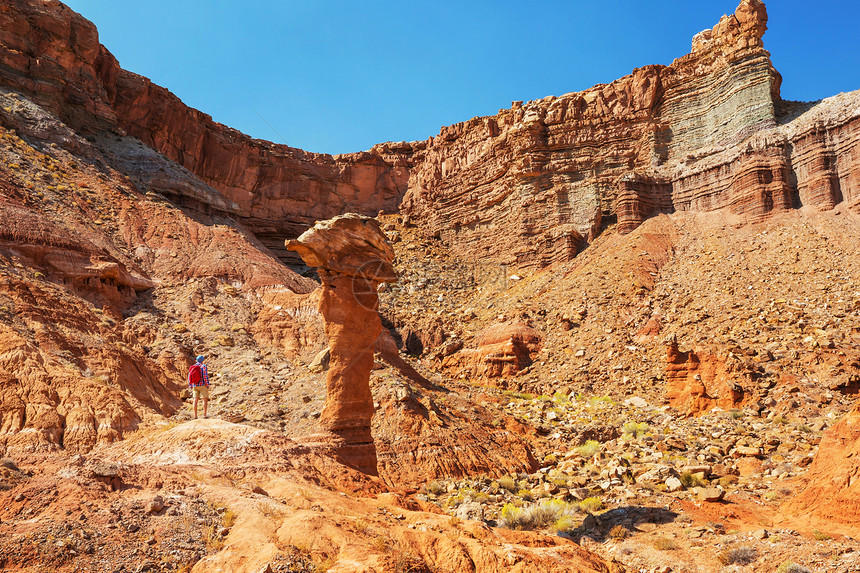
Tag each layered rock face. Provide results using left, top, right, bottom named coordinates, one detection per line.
left=3, top=0, right=857, bottom=272
left=0, top=0, right=415, bottom=264
left=399, top=0, right=785, bottom=266
left=286, top=214, right=396, bottom=475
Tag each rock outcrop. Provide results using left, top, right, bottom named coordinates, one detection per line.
left=783, top=399, right=860, bottom=531
left=441, top=322, right=543, bottom=380
left=286, top=214, right=396, bottom=475
left=664, top=338, right=745, bottom=417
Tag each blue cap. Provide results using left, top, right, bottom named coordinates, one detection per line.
left=196, top=355, right=205, bottom=363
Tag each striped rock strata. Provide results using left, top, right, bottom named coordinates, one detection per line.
left=3, top=0, right=857, bottom=270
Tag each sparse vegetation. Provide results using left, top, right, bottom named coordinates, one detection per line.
left=622, top=421, right=649, bottom=438
left=576, top=440, right=601, bottom=457
left=552, top=390, right=569, bottom=404
left=499, top=499, right=577, bottom=531
left=425, top=481, right=445, bottom=496
left=202, top=524, right=223, bottom=551
left=653, top=537, right=678, bottom=551
left=497, top=476, right=517, bottom=493
left=777, top=562, right=812, bottom=573
left=501, top=390, right=534, bottom=400
left=679, top=471, right=707, bottom=488
left=609, top=524, right=628, bottom=540
left=578, top=497, right=603, bottom=514
left=717, top=545, right=757, bottom=565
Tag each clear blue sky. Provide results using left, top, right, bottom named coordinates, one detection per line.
left=63, top=0, right=860, bottom=156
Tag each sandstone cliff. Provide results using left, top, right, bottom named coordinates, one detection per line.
left=2, top=0, right=857, bottom=271
left=0, top=0, right=415, bottom=265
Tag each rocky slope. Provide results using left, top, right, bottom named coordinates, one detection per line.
left=0, top=0, right=414, bottom=266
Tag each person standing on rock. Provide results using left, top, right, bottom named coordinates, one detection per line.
left=188, top=355, right=210, bottom=419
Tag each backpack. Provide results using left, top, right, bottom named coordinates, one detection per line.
left=188, top=363, right=202, bottom=385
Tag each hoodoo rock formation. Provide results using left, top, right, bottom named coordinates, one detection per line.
left=286, top=214, right=397, bottom=475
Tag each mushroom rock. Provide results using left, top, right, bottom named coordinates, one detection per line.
left=286, top=214, right=396, bottom=475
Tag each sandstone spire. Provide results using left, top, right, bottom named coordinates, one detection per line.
left=286, top=214, right=396, bottom=474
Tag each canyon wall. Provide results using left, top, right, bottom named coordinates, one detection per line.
left=1, top=0, right=858, bottom=271
left=0, top=0, right=415, bottom=264
left=398, top=0, right=785, bottom=267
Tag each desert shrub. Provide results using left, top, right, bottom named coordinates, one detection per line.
left=424, top=480, right=445, bottom=496
left=717, top=545, right=757, bottom=565
left=552, top=390, right=569, bottom=404
left=679, top=471, right=707, bottom=488
left=501, top=390, right=533, bottom=400
left=516, top=489, right=533, bottom=501
left=497, top=476, right=516, bottom=493
left=578, top=497, right=604, bottom=513
left=576, top=440, right=601, bottom=457
left=622, top=421, right=649, bottom=438
left=202, top=524, right=223, bottom=550
left=777, top=562, right=812, bottom=573
left=609, top=525, right=629, bottom=540
left=499, top=499, right=576, bottom=531
left=588, top=396, right=616, bottom=407
left=653, top=537, right=678, bottom=551
left=812, top=529, right=832, bottom=541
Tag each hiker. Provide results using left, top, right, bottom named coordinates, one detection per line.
left=188, top=355, right=210, bottom=419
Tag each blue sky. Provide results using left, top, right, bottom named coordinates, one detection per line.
left=63, top=1, right=860, bottom=156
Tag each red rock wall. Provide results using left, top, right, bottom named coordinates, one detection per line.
left=2, top=0, right=858, bottom=272
left=0, top=0, right=416, bottom=262
left=399, top=0, right=784, bottom=268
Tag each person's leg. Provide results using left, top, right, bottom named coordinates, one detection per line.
left=193, top=389, right=199, bottom=419
left=201, top=386, right=209, bottom=418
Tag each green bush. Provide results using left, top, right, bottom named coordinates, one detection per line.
left=576, top=440, right=601, bottom=457
left=578, top=497, right=603, bottom=513
left=499, top=499, right=577, bottom=531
